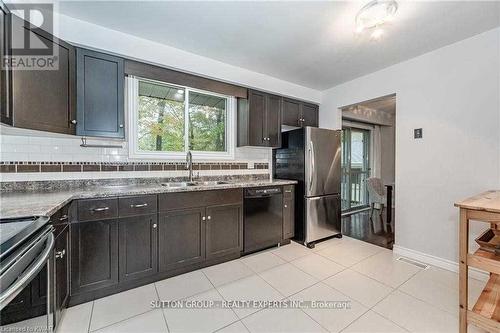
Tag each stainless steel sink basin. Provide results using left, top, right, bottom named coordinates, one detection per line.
left=101, top=184, right=138, bottom=190
left=161, top=181, right=229, bottom=188
left=161, top=182, right=198, bottom=188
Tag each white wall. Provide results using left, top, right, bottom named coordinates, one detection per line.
left=320, top=27, right=500, bottom=263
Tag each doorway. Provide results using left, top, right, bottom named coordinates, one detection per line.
left=341, top=127, right=371, bottom=212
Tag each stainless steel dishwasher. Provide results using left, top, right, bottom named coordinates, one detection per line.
left=243, top=187, right=283, bottom=254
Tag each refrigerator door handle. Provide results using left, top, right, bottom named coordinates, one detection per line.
left=309, top=141, right=314, bottom=193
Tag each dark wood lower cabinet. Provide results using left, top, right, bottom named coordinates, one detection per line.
left=71, top=219, right=119, bottom=295
left=119, top=214, right=158, bottom=281
left=54, top=225, right=69, bottom=326
left=283, top=186, right=295, bottom=239
left=158, top=208, right=206, bottom=272
left=206, top=204, right=242, bottom=260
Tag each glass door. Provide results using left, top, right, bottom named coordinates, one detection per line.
left=341, top=127, right=371, bottom=212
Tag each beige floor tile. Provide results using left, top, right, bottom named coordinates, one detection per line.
left=351, top=252, right=421, bottom=288
left=342, top=310, right=408, bottom=332
left=271, top=242, right=312, bottom=261
left=162, top=289, right=239, bottom=333
left=56, top=301, right=93, bottom=333
left=93, top=310, right=168, bottom=333
left=90, top=283, right=158, bottom=331
left=259, top=263, right=318, bottom=297
left=242, top=308, right=327, bottom=333
left=399, top=266, right=486, bottom=316
left=240, top=251, right=286, bottom=273
left=324, top=269, right=393, bottom=307
left=202, top=259, right=254, bottom=287
left=373, top=290, right=459, bottom=332
left=291, top=254, right=345, bottom=280
left=289, top=282, right=368, bottom=333
left=217, top=275, right=284, bottom=318
left=316, top=240, right=383, bottom=267
left=155, top=270, right=214, bottom=301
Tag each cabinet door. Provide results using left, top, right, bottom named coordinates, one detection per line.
left=266, top=94, right=282, bottom=148
left=301, top=103, right=319, bottom=127
left=283, top=186, right=295, bottom=239
left=76, top=48, right=124, bottom=138
left=9, top=15, right=76, bottom=134
left=119, top=214, right=158, bottom=281
left=206, top=204, right=242, bottom=260
left=248, top=90, right=266, bottom=146
left=158, top=208, right=205, bottom=272
left=54, top=225, right=69, bottom=326
left=71, top=220, right=118, bottom=295
left=282, top=98, right=301, bottom=127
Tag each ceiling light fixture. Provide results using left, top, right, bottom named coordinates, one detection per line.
left=355, top=0, right=398, bottom=38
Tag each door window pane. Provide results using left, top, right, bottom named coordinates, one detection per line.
left=137, top=81, right=185, bottom=152
left=188, top=91, right=226, bottom=152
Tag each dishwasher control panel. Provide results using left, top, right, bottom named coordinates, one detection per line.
left=245, top=187, right=282, bottom=197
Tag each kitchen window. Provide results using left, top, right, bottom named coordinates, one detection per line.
left=128, top=77, right=235, bottom=159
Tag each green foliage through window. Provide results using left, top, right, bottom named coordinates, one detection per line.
left=137, top=80, right=227, bottom=153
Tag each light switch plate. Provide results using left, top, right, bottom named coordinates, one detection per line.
left=414, top=128, right=423, bottom=139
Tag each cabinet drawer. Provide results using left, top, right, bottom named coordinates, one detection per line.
left=159, top=189, right=242, bottom=211
left=77, top=198, right=118, bottom=222
left=283, top=185, right=294, bottom=199
left=119, top=195, right=157, bottom=217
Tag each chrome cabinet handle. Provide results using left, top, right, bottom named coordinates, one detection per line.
left=59, top=214, right=68, bottom=221
left=91, top=207, right=109, bottom=212
left=55, top=249, right=66, bottom=259
left=152, top=223, right=157, bottom=229
left=207, top=216, right=211, bottom=220
left=284, top=204, right=288, bottom=208
left=71, top=120, right=77, bottom=124
left=130, top=203, right=148, bottom=208
left=119, top=124, right=124, bottom=128
left=202, top=216, right=206, bottom=221
left=285, top=190, right=292, bottom=193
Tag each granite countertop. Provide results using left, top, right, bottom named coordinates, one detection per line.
left=0, top=179, right=297, bottom=219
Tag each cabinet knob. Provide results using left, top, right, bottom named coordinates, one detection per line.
left=119, top=124, right=124, bottom=128
left=71, top=120, right=77, bottom=124
left=207, top=216, right=211, bottom=220
left=284, top=205, right=288, bottom=208
left=152, top=223, right=157, bottom=229
left=55, top=249, right=66, bottom=259
left=202, top=216, right=206, bottom=221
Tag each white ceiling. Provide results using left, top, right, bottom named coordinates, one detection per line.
left=56, top=1, right=500, bottom=90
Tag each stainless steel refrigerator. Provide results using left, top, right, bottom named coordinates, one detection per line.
left=273, top=127, right=342, bottom=248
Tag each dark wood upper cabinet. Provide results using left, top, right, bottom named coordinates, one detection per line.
left=282, top=98, right=301, bottom=127
left=301, top=103, right=319, bottom=127
left=282, top=98, right=319, bottom=128
left=237, top=90, right=281, bottom=148
left=76, top=48, right=124, bottom=138
left=205, top=203, right=242, bottom=260
left=3, top=14, right=76, bottom=134
left=158, top=208, right=206, bottom=272
left=71, top=219, right=119, bottom=295
left=118, top=214, right=158, bottom=281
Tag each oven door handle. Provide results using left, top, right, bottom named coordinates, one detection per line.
left=0, top=231, right=54, bottom=310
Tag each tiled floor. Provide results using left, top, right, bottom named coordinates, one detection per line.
left=57, top=237, right=488, bottom=333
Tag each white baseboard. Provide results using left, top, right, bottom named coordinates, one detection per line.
left=393, top=244, right=489, bottom=281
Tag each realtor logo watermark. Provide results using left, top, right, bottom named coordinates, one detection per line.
left=3, top=3, right=59, bottom=70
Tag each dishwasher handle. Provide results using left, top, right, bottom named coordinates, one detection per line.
left=244, top=187, right=282, bottom=198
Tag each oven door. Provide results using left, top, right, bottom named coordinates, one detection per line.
left=0, top=226, right=55, bottom=332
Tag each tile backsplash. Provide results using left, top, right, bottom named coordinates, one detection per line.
left=0, top=126, right=272, bottom=181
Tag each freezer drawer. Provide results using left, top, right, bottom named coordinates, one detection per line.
left=305, top=194, right=341, bottom=243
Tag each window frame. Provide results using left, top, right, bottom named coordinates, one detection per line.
left=127, top=76, right=236, bottom=160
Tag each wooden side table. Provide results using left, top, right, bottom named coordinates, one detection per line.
left=455, top=190, right=500, bottom=333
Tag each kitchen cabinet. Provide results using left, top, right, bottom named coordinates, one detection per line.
left=119, top=214, right=158, bottom=281
left=54, top=225, right=69, bottom=326
left=206, top=204, right=243, bottom=260
left=76, top=48, right=124, bottom=138
left=71, top=219, right=119, bottom=295
left=158, top=208, right=206, bottom=272
left=237, top=90, right=281, bottom=148
left=2, top=14, right=76, bottom=134
left=282, top=98, right=319, bottom=128
left=282, top=185, right=295, bottom=239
